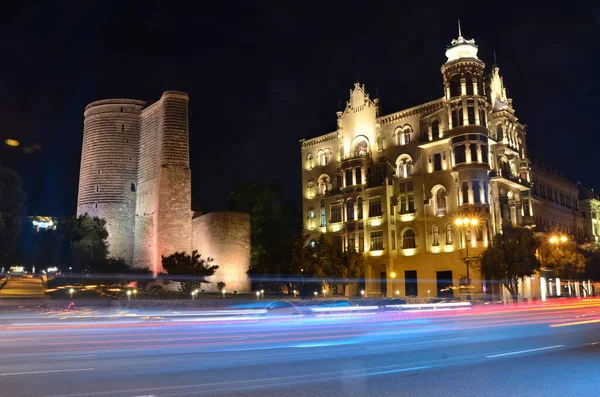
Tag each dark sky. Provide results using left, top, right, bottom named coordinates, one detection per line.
left=1, top=1, right=600, bottom=216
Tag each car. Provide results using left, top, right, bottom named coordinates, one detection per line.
left=263, top=301, right=303, bottom=316
left=427, top=297, right=454, bottom=304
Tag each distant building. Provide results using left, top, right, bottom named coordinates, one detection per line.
left=300, top=30, right=542, bottom=299
left=76, top=92, right=250, bottom=292
left=29, top=216, right=56, bottom=231
left=579, top=187, right=600, bottom=248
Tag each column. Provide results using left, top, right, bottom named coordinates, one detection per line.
left=474, top=97, right=481, bottom=125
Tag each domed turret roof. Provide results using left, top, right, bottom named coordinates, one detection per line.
left=445, top=21, right=479, bottom=63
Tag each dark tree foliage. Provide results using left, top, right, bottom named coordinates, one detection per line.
left=161, top=250, right=219, bottom=293
left=480, top=226, right=541, bottom=300
left=0, top=164, right=27, bottom=265
left=226, top=182, right=301, bottom=286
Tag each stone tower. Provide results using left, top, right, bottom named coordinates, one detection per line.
left=77, top=92, right=192, bottom=274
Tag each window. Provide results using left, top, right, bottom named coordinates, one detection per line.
left=540, top=184, right=546, bottom=198
left=435, top=187, right=446, bottom=216
left=396, top=155, right=413, bottom=178
left=357, top=197, right=363, bottom=219
left=358, top=233, right=364, bottom=252
left=403, top=129, right=411, bottom=145
left=307, top=183, right=315, bottom=198
left=469, top=144, right=477, bottom=163
left=370, top=231, right=383, bottom=251
left=391, top=230, right=396, bottom=250
left=465, top=73, right=473, bottom=95
left=402, top=229, right=416, bottom=249
left=434, top=153, right=442, bottom=171
left=345, top=169, right=353, bottom=186
left=334, top=174, right=342, bottom=191
left=331, top=204, right=342, bottom=223
left=481, top=144, right=488, bottom=163
left=399, top=181, right=415, bottom=214
left=445, top=224, right=453, bottom=244
left=431, top=119, right=440, bottom=138
left=405, top=270, right=418, bottom=296
left=390, top=196, right=395, bottom=217
left=348, top=233, right=355, bottom=251
left=320, top=209, right=326, bottom=227
left=479, top=103, right=486, bottom=126
left=354, top=140, right=369, bottom=157
left=462, top=181, right=469, bottom=204
left=332, top=236, right=343, bottom=253
left=451, top=102, right=461, bottom=127
left=94, top=202, right=98, bottom=209
left=454, top=145, right=466, bottom=164
left=95, top=185, right=99, bottom=193
left=347, top=199, right=355, bottom=221
left=467, top=100, right=475, bottom=124
left=309, top=211, right=315, bottom=218
left=497, top=125, right=504, bottom=141
left=473, top=180, right=481, bottom=203
left=449, top=74, right=461, bottom=97
left=369, top=197, right=382, bottom=217
left=432, top=225, right=439, bottom=246
left=121, top=124, right=125, bottom=131
left=483, top=183, right=489, bottom=204
left=131, top=183, right=136, bottom=192
left=377, top=134, right=385, bottom=151
left=306, top=153, right=314, bottom=169
left=355, top=167, right=362, bottom=185
left=338, top=145, right=345, bottom=161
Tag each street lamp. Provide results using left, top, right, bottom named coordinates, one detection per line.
left=427, top=290, right=431, bottom=299
left=221, top=289, right=226, bottom=299
left=133, top=289, right=137, bottom=299
left=455, top=215, right=479, bottom=301
left=127, top=290, right=132, bottom=300
left=322, top=288, right=326, bottom=298
left=69, top=288, right=75, bottom=299
left=360, top=289, right=365, bottom=299
left=191, top=291, right=196, bottom=300
left=395, top=290, right=400, bottom=298
left=390, top=272, right=397, bottom=298
left=260, top=289, right=265, bottom=298
left=549, top=234, right=568, bottom=296
left=313, top=291, right=318, bottom=299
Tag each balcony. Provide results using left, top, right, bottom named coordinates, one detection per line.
left=489, top=170, right=530, bottom=190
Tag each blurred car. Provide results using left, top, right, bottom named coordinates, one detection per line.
left=263, top=301, right=303, bottom=316
left=378, top=298, right=408, bottom=311
left=427, top=297, right=454, bottom=304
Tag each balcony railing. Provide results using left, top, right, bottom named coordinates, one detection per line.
left=489, top=170, right=530, bottom=188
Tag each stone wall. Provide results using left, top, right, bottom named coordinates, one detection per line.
left=192, top=212, right=251, bottom=293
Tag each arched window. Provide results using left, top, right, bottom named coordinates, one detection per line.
left=465, top=73, right=474, bottom=95
left=347, top=199, right=355, bottom=221
left=431, top=119, right=440, bottom=138
left=354, top=140, right=369, bottom=157
left=402, top=229, right=416, bottom=249
left=403, top=128, right=411, bottom=145
left=396, top=154, right=413, bottom=179
left=324, top=149, right=331, bottom=165
left=318, top=175, right=330, bottom=195
left=357, top=197, right=363, bottom=219
left=500, top=158, right=511, bottom=177
left=432, top=225, right=439, bottom=246
left=377, top=134, right=385, bottom=151
left=338, top=145, right=345, bottom=161
left=317, top=150, right=325, bottom=166
left=434, top=186, right=447, bottom=216
left=445, top=224, right=453, bottom=244
left=306, top=153, right=314, bottom=170
left=449, top=74, right=461, bottom=97
left=131, top=183, right=136, bottom=192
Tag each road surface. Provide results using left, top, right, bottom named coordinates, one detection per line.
left=0, top=299, right=599, bottom=396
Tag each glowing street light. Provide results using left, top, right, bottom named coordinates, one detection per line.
left=133, top=289, right=138, bottom=299
left=191, top=291, right=196, bottom=300
left=221, top=289, right=226, bottom=298
left=360, top=290, right=365, bottom=299
left=256, top=290, right=261, bottom=300
left=69, top=288, right=75, bottom=299
left=322, top=289, right=326, bottom=298
left=313, top=291, right=318, bottom=299
left=293, top=289, right=297, bottom=297
left=260, top=289, right=265, bottom=298
left=427, top=290, right=431, bottom=298
left=390, top=272, right=397, bottom=298
left=395, top=290, right=400, bottom=297
left=454, top=214, right=480, bottom=301
left=127, top=290, right=132, bottom=300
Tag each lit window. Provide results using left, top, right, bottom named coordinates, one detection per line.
left=369, top=197, right=382, bottom=217
left=320, top=209, right=326, bottom=227
left=306, top=153, right=314, bottom=169
left=402, top=229, right=416, bottom=249
left=445, top=224, right=453, bottom=244
left=370, top=231, right=383, bottom=251
left=431, top=119, right=440, bottom=138
left=432, top=225, right=439, bottom=246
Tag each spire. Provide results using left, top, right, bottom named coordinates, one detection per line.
left=458, top=19, right=462, bottom=37
left=445, top=21, right=479, bottom=63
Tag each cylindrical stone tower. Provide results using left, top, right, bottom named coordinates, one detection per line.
left=77, top=99, right=146, bottom=263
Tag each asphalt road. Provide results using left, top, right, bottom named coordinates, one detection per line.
left=0, top=276, right=46, bottom=298
left=0, top=299, right=599, bottom=397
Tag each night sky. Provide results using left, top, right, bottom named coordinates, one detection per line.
left=1, top=1, right=599, bottom=216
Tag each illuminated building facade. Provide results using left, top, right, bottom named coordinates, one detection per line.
left=77, top=92, right=250, bottom=292
left=29, top=216, right=56, bottom=231
left=300, top=31, right=535, bottom=298
left=579, top=188, right=600, bottom=248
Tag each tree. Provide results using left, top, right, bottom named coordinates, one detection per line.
left=161, top=250, right=219, bottom=293
left=216, top=281, right=226, bottom=291
left=226, top=182, right=301, bottom=284
left=585, top=250, right=600, bottom=282
left=480, top=226, right=541, bottom=300
left=0, top=164, right=27, bottom=266
left=545, top=242, right=586, bottom=295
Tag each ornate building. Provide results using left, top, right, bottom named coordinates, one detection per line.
left=77, top=92, right=251, bottom=292
left=300, top=31, right=536, bottom=298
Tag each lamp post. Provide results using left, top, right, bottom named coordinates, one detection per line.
left=191, top=291, right=196, bottom=300
left=549, top=235, right=568, bottom=296
left=360, top=289, right=365, bottom=299
left=127, top=290, right=132, bottom=300
left=221, top=289, right=226, bottom=299
left=69, top=288, right=74, bottom=299
left=390, top=272, right=397, bottom=299
left=455, top=216, right=479, bottom=301
left=256, top=291, right=261, bottom=300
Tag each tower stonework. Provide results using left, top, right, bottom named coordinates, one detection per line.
left=77, top=91, right=249, bottom=289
